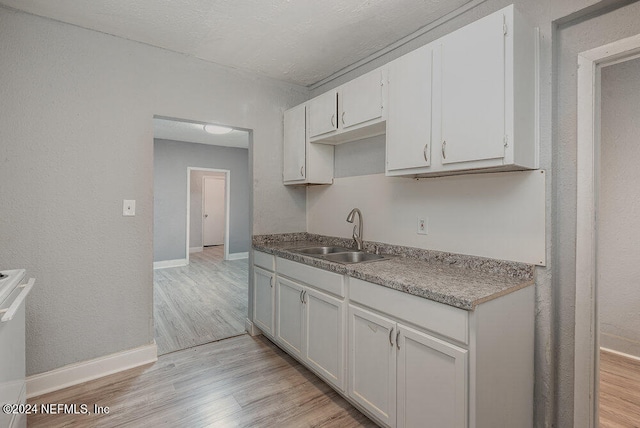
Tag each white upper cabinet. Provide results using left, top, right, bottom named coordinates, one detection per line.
left=283, top=103, right=334, bottom=186
left=438, top=11, right=506, bottom=166
left=386, top=4, right=537, bottom=177
left=283, top=104, right=307, bottom=182
left=308, top=67, right=387, bottom=145
left=308, top=90, right=338, bottom=138
left=284, top=4, right=537, bottom=181
left=340, top=69, right=385, bottom=130
left=386, top=44, right=433, bottom=175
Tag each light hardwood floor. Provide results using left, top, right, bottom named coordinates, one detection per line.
left=28, top=334, right=375, bottom=428
left=600, top=349, right=640, bottom=428
left=154, top=246, right=248, bottom=355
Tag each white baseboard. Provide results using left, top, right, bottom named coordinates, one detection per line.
left=245, top=318, right=262, bottom=336
left=27, top=342, right=158, bottom=399
left=153, top=258, right=188, bottom=269
left=228, top=252, right=248, bottom=260
left=601, top=346, right=640, bottom=363
left=189, top=246, right=203, bottom=253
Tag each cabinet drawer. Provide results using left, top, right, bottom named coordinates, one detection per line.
left=276, top=257, right=345, bottom=298
left=350, top=277, right=468, bottom=344
left=253, top=250, right=275, bottom=271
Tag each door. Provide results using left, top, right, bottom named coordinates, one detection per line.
left=386, top=45, right=433, bottom=172
left=348, top=304, right=397, bottom=427
left=305, top=287, right=345, bottom=391
left=438, top=10, right=505, bottom=165
left=308, top=90, right=338, bottom=138
left=340, top=68, right=384, bottom=129
left=283, top=104, right=306, bottom=182
left=253, top=266, right=274, bottom=336
left=276, top=276, right=304, bottom=357
left=203, top=176, right=225, bottom=246
left=397, top=325, right=468, bottom=428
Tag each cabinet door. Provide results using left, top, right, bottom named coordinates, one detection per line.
left=308, top=90, right=338, bottom=138
left=304, top=287, right=345, bottom=391
left=348, top=305, right=397, bottom=427
left=438, top=10, right=505, bottom=165
left=283, top=104, right=306, bottom=182
left=386, top=45, right=432, bottom=172
left=253, top=267, right=274, bottom=336
left=275, top=276, right=304, bottom=357
left=340, top=68, right=384, bottom=129
left=397, top=325, right=468, bottom=428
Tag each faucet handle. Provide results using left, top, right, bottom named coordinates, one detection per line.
left=352, top=225, right=359, bottom=238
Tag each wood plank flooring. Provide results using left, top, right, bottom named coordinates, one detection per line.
left=154, top=246, right=248, bottom=355
left=27, top=334, right=375, bottom=428
left=600, top=349, right=640, bottom=427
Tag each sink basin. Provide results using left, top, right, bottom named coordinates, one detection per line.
left=293, top=246, right=354, bottom=255
left=288, top=246, right=392, bottom=264
left=323, top=251, right=388, bottom=264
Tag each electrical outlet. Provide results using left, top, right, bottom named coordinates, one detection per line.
left=123, top=200, right=136, bottom=216
left=417, top=217, right=428, bottom=235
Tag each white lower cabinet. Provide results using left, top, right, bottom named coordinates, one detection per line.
left=276, top=276, right=304, bottom=357
left=255, top=254, right=534, bottom=428
left=348, top=305, right=397, bottom=427
left=275, top=272, right=345, bottom=391
left=396, top=325, right=467, bottom=428
left=304, top=287, right=345, bottom=390
left=253, top=265, right=275, bottom=336
left=348, top=305, right=467, bottom=428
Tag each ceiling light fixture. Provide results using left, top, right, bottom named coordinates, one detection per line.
left=203, top=124, right=233, bottom=135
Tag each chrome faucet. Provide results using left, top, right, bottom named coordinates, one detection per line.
left=346, top=208, right=363, bottom=251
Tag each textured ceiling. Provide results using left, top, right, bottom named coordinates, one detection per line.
left=0, top=0, right=471, bottom=86
left=153, top=118, right=249, bottom=149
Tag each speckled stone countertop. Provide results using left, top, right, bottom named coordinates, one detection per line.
left=253, top=233, right=535, bottom=311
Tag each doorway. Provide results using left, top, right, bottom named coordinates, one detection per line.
left=574, top=33, right=640, bottom=427
left=153, top=117, right=250, bottom=356
left=186, top=167, right=230, bottom=261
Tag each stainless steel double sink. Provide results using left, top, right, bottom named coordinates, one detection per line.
left=288, top=246, right=392, bottom=264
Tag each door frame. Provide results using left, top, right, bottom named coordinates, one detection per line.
left=186, top=167, right=231, bottom=262
left=574, top=32, right=640, bottom=428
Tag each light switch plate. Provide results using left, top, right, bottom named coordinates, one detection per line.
left=123, top=200, right=136, bottom=216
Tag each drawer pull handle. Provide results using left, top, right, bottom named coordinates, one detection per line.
left=396, top=329, right=401, bottom=350
left=389, top=327, right=394, bottom=347
left=423, top=143, right=429, bottom=163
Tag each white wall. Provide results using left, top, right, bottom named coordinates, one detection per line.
left=598, top=56, right=640, bottom=359
left=0, top=7, right=307, bottom=376
left=308, top=172, right=546, bottom=265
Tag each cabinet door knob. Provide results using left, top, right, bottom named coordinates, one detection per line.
left=423, top=143, right=429, bottom=163
left=442, top=141, right=447, bottom=159
left=331, top=114, right=336, bottom=128
left=389, top=327, right=394, bottom=347
left=300, top=166, right=304, bottom=177
left=341, top=111, right=346, bottom=125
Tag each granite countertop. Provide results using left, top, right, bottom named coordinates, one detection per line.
left=253, top=233, right=535, bottom=311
